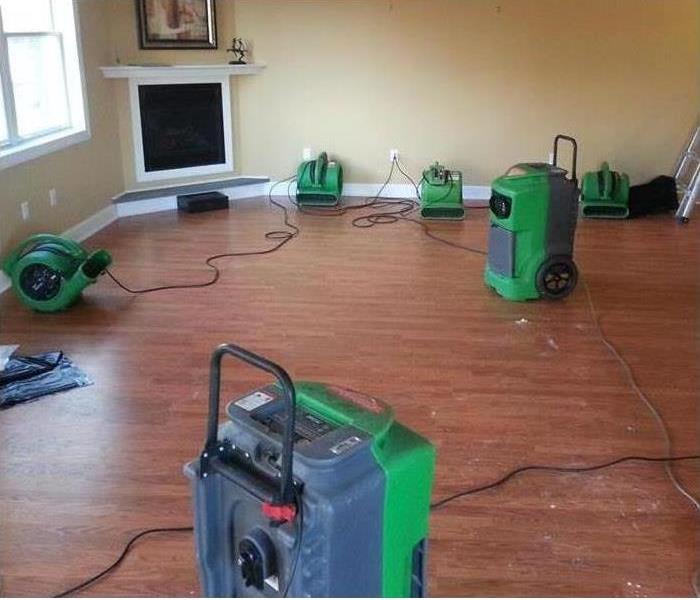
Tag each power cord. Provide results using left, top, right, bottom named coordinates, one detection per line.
left=49, top=164, right=699, bottom=596
left=430, top=454, right=700, bottom=510
left=282, top=486, right=304, bottom=598
left=53, top=526, right=194, bottom=598
left=106, top=158, right=487, bottom=294
left=581, top=277, right=700, bottom=513
left=53, top=453, right=699, bottom=597
left=300, top=157, right=488, bottom=256
left=106, top=177, right=300, bottom=294
left=52, top=490, right=306, bottom=599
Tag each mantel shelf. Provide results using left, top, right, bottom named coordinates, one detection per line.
left=100, top=63, right=266, bottom=79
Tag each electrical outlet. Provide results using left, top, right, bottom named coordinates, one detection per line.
left=49, top=188, right=58, bottom=207
left=21, top=201, right=30, bottom=221
left=548, top=152, right=555, bottom=164
left=389, top=149, right=399, bottom=162
left=303, top=148, right=313, bottom=161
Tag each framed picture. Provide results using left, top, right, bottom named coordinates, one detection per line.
left=136, top=0, right=217, bottom=50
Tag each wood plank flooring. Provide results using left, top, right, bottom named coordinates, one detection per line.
left=0, top=198, right=697, bottom=597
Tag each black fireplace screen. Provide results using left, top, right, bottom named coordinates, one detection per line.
left=138, top=83, right=226, bottom=173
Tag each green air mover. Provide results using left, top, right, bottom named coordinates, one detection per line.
left=185, top=344, right=435, bottom=597
left=581, top=162, right=630, bottom=219
left=485, top=135, right=580, bottom=301
left=419, top=162, right=464, bottom=220
left=296, top=152, right=343, bottom=206
left=2, top=234, right=112, bottom=312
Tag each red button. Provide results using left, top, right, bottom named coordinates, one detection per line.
left=261, top=502, right=297, bottom=523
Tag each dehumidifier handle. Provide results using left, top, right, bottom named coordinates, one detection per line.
left=207, top=343, right=297, bottom=506
left=553, top=134, right=578, bottom=183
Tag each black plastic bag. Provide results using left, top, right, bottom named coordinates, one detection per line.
left=628, top=176, right=678, bottom=218
left=0, top=351, right=92, bottom=409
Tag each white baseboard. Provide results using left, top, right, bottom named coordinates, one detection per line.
left=116, top=182, right=271, bottom=218
left=267, top=181, right=491, bottom=205
left=0, top=271, right=10, bottom=296
left=114, top=179, right=492, bottom=218
left=116, top=196, right=178, bottom=218
left=63, top=204, right=118, bottom=243
left=227, top=183, right=269, bottom=200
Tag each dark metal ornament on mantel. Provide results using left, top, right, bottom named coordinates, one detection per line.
left=227, top=38, right=250, bottom=65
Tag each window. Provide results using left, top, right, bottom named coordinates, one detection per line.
left=0, top=0, right=89, bottom=169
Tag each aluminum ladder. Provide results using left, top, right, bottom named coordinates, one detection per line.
left=675, top=123, right=700, bottom=223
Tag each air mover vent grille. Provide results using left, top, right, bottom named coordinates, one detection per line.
left=19, top=264, right=62, bottom=301
left=490, top=192, right=512, bottom=219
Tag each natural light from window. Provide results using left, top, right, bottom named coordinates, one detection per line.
left=0, top=0, right=88, bottom=169
left=0, top=84, right=8, bottom=144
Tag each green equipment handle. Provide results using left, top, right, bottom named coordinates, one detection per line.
left=312, top=152, right=328, bottom=186
left=553, top=134, right=578, bottom=184
left=205, top=343, right=297, bottom=506
left=2, top=234, right=85, bottom=273
left=82, top=249, right=113, bottom=279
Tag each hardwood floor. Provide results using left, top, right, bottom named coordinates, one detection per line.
left=0, top=198, right=697, bottom=597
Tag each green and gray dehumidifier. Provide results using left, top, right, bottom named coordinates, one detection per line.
left=485, top=135, right=580, bottom=301
left=581, top=162, right=630, bottom=219
left=2, top=234, right=112, bottom=312
left=419, top=162, right=464, bottom=220
left=185, top=344, right=435, bottom=597
left=296, top=152, right=343, bottom=206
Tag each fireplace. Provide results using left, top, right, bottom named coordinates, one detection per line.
left=139, top=83, right=225, bottom=173
left=129, top=76, right=233, bottom=182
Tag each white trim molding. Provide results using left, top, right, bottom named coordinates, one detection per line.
left=116, top=182, right=269, bottom=218
left=268, top=181, right=492, bottom=205
left=100, top=64, right=266, bottom=79
left=0, top=270, right=10, bottom=295
left=63, top=204, right=118, bottom=242
left=0, top=128, right=91, bottom=171
left=129, top=74, right=234, bottom=183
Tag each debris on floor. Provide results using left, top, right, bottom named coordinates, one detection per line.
left=0, top=351, right=92, bottom=409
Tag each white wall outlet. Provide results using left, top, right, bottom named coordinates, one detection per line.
left=21, top=201, right=30, bottom=221
left=548, top=152, right=555, bottom=164
left=389, top=149, right=400, bottom=162
left=303, top=148, right=313, bottom=161
left=49, top=188, right=58, bottom=207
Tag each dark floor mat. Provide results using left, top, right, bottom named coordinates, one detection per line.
left=0, top=351, right=93, bottom=409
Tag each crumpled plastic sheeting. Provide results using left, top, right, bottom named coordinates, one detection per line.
left=0, top=345, right=19, bottom=371
left=0, top=351, right=93, bottom=409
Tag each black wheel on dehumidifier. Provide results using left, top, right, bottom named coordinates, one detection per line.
left=536, top=255, right=578, bottom=300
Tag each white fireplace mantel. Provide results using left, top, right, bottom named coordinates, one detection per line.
left=100, top=63, right=266, bottom=79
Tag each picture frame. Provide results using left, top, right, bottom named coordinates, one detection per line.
left=136, top=0, right=217, bottom=50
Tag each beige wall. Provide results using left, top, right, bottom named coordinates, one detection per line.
left=1, top=0, right=699, bottom=257
left=0, top=0, right=124, bottom=257
left=233, top=0, right=700, bottom=185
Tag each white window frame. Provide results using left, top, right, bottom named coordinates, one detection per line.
left=0, top=0, right=90, bottom=171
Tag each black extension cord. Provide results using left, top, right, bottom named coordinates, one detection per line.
left=52, top=454, right=699, bottom=598
left=48, top=160, right=699, bottom=596
left=106, top=177, right=301, bottom=294
left=106, top=158, right=487, bottom=295
left=53, top=527, right=194, bottom=598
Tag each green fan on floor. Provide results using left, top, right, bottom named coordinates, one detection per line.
left=2, top=234, right=112, bottom=313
